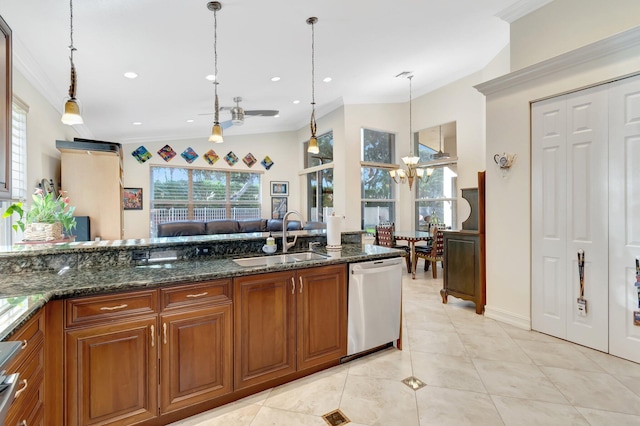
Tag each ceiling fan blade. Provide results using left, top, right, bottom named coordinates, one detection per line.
left=220, top=120, right=234, bottom=129
left=244, top=109, right=279, bottom=117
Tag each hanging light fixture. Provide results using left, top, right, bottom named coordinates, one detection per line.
left=306, top=17, right=319, bottom=154
left=432, top=124, right=451, bottom=160
left=389, top=73, right=433, bottom=190
left=61, top=0, right=83, bottom=125
left=208, top=1, right=224, bottom=143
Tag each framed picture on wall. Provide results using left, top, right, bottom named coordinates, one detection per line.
left=123, top=187, right=143, bottom=210
left=271, top=197, right=288, bottom=219
left=270, top=181, right=289, bottom=196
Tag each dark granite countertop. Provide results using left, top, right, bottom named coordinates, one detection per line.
left=0, top=242, right=402, bottom=341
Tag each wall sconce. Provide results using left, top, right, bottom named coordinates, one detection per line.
left=494, top=153, right=516, bottom=169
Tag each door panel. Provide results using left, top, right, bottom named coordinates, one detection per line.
left=609, top=74, right=640, bottom=363
left=532, top=98, right=567, bottom=338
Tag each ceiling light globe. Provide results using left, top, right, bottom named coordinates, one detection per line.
left=61, top=98, right=83, bottom=125
left=209, top=123, right=224, bottom=143
left=307, top=136, right=319, bottom=154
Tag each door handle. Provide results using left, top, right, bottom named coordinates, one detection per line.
left=291, top=277, right=295, bottom=294
left=163, top=323, right=167, bottom=345
left=150, top=324, right=155, bottom=347
left=100, top=304, right=128, bottom=311
left=299, top=276, right=303, bottom=294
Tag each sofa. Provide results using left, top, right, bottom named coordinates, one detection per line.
left=156, top=218, right=326, bottom=237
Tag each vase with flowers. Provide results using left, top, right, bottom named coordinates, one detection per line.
left=2, top=188, right=77, bottom=242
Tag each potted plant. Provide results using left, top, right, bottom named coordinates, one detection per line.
left=2, top=188, right=77, bottom=241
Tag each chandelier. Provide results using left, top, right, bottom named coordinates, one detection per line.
left=389, top=73, right=432, bottom=190
left=306, top=17, right=319, bottom=154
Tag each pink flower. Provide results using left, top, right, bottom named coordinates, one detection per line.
left=35, top=188, right=43, bottom=195
left=63, top=197, right=70, bottom=204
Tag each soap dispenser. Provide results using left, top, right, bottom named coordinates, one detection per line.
left=266, top=232, right=275, bottom=246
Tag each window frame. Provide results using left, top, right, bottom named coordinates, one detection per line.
left=302, top=130, right=334, bottom=222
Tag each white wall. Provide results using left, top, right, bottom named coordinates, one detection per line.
left=510, top=0, right=640, bottom=70
left=13, top=69, right=78, bottom=195
left=121, top=131, right=299, bottom=239
left=479, top=27, right=640, bottom=328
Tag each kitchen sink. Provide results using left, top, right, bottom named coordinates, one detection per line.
left=233, top=252, right=328, bottom=267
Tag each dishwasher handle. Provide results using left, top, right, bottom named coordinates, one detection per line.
left=351, top=263, right=402, bottom=275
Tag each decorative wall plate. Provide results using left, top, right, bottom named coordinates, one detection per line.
left=225, top=151, right=239, bottom=166
left=203, top=149, right=220, bottom=165
left=131, top=146, right=152, bottom=164
left=261, top=156, right=274, bottom=170
left=158, top=145, right=177, bottom=162
left=181, top=147, right=199, bottom=164
left=243, top=153, right=257, bottom=167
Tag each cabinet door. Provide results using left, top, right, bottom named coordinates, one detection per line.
left=160, top=304, right=232, bottom=413
left=234, top=271, right=297, bottom=390
left=297, top=265, right=347, bottom=370
left=66, top=317, right=158, bottom=426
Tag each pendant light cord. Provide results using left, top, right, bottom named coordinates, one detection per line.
left=213, top=4, right=220, bottom=125
left=408, top=75, right=413, bottom=156
left=309, top=17, right=317, bottom=137
left=68, top=0, right=77, bottom=99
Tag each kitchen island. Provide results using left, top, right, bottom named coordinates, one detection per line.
left=0, top=230, right=403, bottom=425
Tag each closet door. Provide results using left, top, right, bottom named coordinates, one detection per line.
left=532, top=97, right=568, bottom=339
left=532, top=86, right=609, bottom=352
left=609, top=74, right=640, bottom=363
left=564, top=87, right=608, bottom=352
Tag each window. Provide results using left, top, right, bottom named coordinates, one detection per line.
left=0, top=98, right=28, bottom=246
left=149, top=166, right=261, bottom=236
left=360, top=128, right=396, bottom=233
left=415, top=165, right=457, bottom=231
left=303, top=131, right=334, bottom=222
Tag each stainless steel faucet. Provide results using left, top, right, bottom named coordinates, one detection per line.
left=282, top=210, right=304, bottom=254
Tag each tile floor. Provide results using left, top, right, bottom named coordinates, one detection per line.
left=171, top=268, right=640, bottom=426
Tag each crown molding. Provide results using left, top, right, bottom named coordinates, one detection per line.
left=475, top=26, right=640, bottom=96
left=495, top=0, right=553, bottom=23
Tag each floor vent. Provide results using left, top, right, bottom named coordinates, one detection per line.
left=322, top=409, right=350, bottom=425
left=402, top=376, right=427, bottom=390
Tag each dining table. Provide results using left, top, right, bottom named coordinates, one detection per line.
left=394, top=230, right=433, bottom=279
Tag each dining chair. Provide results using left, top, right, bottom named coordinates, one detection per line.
left=415, top=227, right=445, bottom=278
left=374, top=223, right=411, bottom=273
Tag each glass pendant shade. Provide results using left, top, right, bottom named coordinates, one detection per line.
left=402, top=155, right=419, bottom=166
left=209, top=123, right=224, bottom=143
left=308, top=136, right=319, bottom=154
left=61, top=98, right=83, bottom=125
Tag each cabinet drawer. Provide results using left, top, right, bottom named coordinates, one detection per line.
left=6, top=311, right=44, bottom=373
left=161, top=279, right=231, bottom=311
left=5, top=369, right=44, bottom=426
left=6, top=341, right=43, bottom=386
left=66, top=290, right=158, bottom=328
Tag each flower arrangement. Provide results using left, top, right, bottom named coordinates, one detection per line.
left=2, top=188, right=77, bottom=237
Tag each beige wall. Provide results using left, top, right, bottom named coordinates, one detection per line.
left=479, top=28, right=640, bottom=328
left=510, top=0, right=640, bottom=70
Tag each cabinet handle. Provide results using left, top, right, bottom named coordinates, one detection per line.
left=20, top=421, right=26, bottom=426
left=186, top=291, right=208, bottom=298
left=291, top=277, right=295, bottom=294
left=14, top=379, right=27, bottom=398
left=150, top=325, right=155, bottom=347
left=163, top=323, right=167, bottom=345
left=100, top=304, right=128, bottom=311
left=299, top=276, right=303, bottom=294
left=20, top=340, right=27, bottom=350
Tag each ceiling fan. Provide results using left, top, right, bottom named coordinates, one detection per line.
left=215, top=97, right=279, bottom=129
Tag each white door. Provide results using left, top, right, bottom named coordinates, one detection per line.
left=608, top=74, right=640, bottom=363
left=564, top=87, right=609, bottom=352
left=532, top=86, right=609, bottom=351
left=532, top=97, right=568, bottom=339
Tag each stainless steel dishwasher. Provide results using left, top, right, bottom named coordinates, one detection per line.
left=347, top=257, right=403, bottom=355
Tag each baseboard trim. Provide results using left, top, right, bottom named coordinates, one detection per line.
left=484, top=305, right=531, bottom=330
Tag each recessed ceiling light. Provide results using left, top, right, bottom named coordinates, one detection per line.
left=293, top=100, right=300, bottom=104
left=123, top=71, right=138, bottom=79
left=323, top=77, right=332, bottom=83
left=205, top=74, right=216, bottom=81
left=271, top=76, right=281, bottom=82
left=274, top=114, right=280, bottom=118
left=132, top=122, right=142, bottom=126
left=186, top=119, right=194, bottom=123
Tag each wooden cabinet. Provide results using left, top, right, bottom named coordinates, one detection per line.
left=441, top=231, right=485, bottom=314
left=5, top=309, right=45, bottom=426
left=234, top=264, right=347, bottom=390
left=64, top=280, right=233, bottom=425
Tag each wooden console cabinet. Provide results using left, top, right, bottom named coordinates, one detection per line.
left=234, top=264, right=347, bottom=390
left=441, top=172, right=486, bottom=314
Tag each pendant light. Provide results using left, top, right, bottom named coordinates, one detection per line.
left=432, top=124, right=450, bottom=160
left=389, top=73, right=432, bottom=190
left=306, top=17, right=319, bottom=154
left=208, top=1, right=224, bottom=143
left=61, top=0, right=83, bottom=125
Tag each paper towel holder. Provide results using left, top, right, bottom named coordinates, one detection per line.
left=326, top=214, right=344, bottom=250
